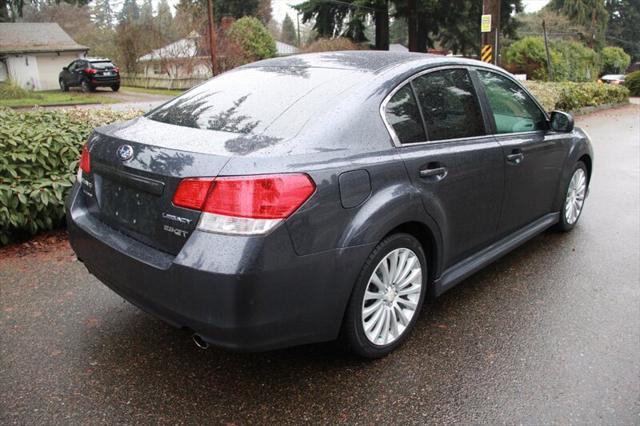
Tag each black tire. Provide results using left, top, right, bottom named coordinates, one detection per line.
left=111, top=84, right=120, bottom=92
left=340, top=233, right=427, bottom=358
left=59, top=79, right=69, bottom=92
left=81, top=79, right=95, bottom=93
left=556, top=161, right=588, bottom=232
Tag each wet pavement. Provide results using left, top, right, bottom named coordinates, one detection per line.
left=1, top=104, right=639, bottom=424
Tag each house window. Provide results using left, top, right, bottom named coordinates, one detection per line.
left=153, top=63, right=162, bottom=75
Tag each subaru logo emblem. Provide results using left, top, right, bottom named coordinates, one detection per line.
left=116, top=144, right=134, bottom=161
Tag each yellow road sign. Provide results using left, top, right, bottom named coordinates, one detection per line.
left=481, top=14, right=492, bottom=33
left=481, top=45, right=492, bottom=63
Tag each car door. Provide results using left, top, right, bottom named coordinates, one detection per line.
left=473, top=68, right=569, bottom=236
left=61, top=60, right=76, bottom=85
left=71, top=60, right=86, bottom=86
left=384, top=67, right=505, bottom=268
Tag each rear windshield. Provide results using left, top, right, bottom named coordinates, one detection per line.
left=91, top=61, right=115, bottom=69
left=146, top=67, right=366, bottom=136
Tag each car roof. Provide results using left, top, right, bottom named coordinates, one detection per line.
left=85, top=57, right=112, bottom=62
left=245, top=50, right=490, bottom=74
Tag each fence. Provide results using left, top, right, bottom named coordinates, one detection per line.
left=120, top=73, right=209, bottom=90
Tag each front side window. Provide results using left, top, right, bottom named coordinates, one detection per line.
left=384, top=84, right=426, bottom=144
left=412, top=69, right=485, bottom=141
left=476, top=70, right=548, bottom=134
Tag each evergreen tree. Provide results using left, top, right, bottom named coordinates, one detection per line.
left=605, top=0, right=640, bottom=60
left=91, top=0, right=114, bottom=30
left=281, top=13, right=297, bottom=45
left=549, top=0, right=609, bottom=47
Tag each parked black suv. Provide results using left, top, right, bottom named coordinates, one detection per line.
left=59, top=58, right=120, bottom=92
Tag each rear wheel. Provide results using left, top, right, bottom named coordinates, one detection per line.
left=81, top=79, right=95, bottom=93
left=59, top=79, right=68, bottom=92
left=556, top=161, right=588, bottom=231
left=111, top=84, right=120, bottom=92
left=340, top=233, right=427, bottom=358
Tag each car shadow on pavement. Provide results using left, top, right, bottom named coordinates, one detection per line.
left=75, top=229, right=580, bottom=421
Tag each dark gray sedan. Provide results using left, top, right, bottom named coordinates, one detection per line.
left=66, top=51, right=593, bottom=357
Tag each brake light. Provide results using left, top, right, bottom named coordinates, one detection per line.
left=172, top=174, right=315, bottom=235
left=80, top=144, right=91, bottom=173
left=172, top=178, right=214, bottom=210
left=114, top=67, right=120, bottom=73
left=84, top=68, right=97, bottom=74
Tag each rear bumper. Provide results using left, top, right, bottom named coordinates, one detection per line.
left=65, top=184, right=373, bottom=351
left=90, top=76, right=120, bottom=86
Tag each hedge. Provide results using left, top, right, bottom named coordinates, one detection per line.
left=524, top=81, right=629, bottom=112
left=0, top=107, right=141, bottom=245
left=624, top=71, right=640, bottom=97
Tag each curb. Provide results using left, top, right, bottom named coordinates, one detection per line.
left=572, top=101, right=632, bottom=116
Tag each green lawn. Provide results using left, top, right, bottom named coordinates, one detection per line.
left=121, top=86, right=184, bottom=96
left=0, top=90, right=119, bottom=108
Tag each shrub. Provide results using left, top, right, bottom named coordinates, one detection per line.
left=0, top=107, right=142, bottom=244
left=0, top=80, right=40, bottom=100
left=553, top=40, right=600, bottom=82
left=227, top=17, right=277, bottom=62
left=524, top=81, right=629, bottom=111
left=625, top=71, right=640, bottom=96
left=301, top=37, right=362, bottom=53
left=601, top=46, right=631, bottom=75
left=503, top=36, right=564, bottom=81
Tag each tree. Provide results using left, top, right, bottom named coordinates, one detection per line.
left=257, top=0, right=271, bottom=24
left=389, top=17, right=407, bottom=45
left=281, top=13, right=297, bottom=45
left=91, top=0, right=115, bottom=30
left=227, top=16, right=276, bottom=61
left=601, top=46, right=631, bottom=73
left=156, top=0, right=176, bottom=40
left=605, top=0, right=640, bottom=61
left=548, top=0, right=609, bottom=47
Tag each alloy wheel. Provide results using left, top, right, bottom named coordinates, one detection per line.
left=361, top=248, right=423, bottom=346
left=564, top=168, right=587, bottom=225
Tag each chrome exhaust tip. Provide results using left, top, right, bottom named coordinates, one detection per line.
left=192, top=334, right=209, bottom=350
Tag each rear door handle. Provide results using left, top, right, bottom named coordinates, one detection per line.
left=506, top=151, right=524, bottom=165
left=419, top=166, right=448, bottom=180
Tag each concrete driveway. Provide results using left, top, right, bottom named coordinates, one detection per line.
left=1, top=104, right=638, bottom=424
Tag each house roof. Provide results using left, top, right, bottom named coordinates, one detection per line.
left=0, top=23, right=87, bottom=54
left=138, top=37, right=199, bottom=62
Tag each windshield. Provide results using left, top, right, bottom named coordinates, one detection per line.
left=145, top=66, right=367, bottom=137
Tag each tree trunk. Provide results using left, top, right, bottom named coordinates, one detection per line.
left=374, top=0, right=389, bottom=50
left=416, top=12, right=428, bottom=53
left=407, top=0, right=417, bottom=51
left=0, top=0, right=8, bottom=22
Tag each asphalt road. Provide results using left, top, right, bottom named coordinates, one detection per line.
left=1, top=104, right=639, bottom=424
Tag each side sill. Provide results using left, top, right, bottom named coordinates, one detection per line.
left=433, top=212, right=559, bottom=297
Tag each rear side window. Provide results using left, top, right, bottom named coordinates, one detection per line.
left=412, top=69, right=485, bottom=141
left=384, top=84, right=426, bottom=144
left=476, top=70, right=548, bottom=134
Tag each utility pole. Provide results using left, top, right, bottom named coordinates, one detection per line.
left=481, top=0, right=501, bottom=66
left=542, top=19, right=554, bottom=81
left=296, top=12, right=301, bottom=47
left=206, top=0, right=217, bottom=76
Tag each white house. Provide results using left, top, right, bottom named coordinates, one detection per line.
left=138, top=31, right=211, bottom=79
left=0, top=23, right=88, bottom=91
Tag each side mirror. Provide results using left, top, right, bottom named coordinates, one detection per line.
left=62, top=67, right=68, bottom=71
left=550, top=111, right=574, bottom=133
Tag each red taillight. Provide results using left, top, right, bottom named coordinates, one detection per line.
left=80, top=144, right=91, bottom=173
left=114, top=67, right=120, bottom=73
left=172, top=178, right=214, bottom=210
left=173, top=174, right=315, bottom=219
left=84, top=68, right=97, bottom=74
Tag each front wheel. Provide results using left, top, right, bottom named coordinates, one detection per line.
left=340, top=233, right=427, bottom=358
left=556, top=161, right=588, bottom=232
left=59, top=79, right=68, bottom=92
